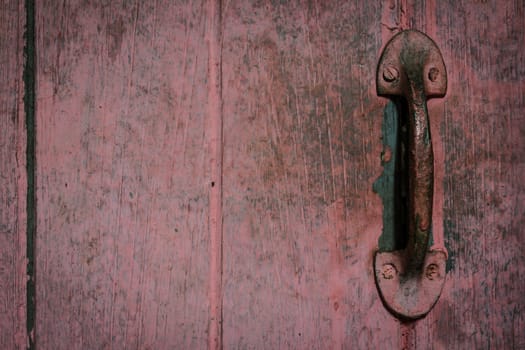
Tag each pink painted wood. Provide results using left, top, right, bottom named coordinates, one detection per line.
left=0, top=0, right=519, bottom=349
left=220, top=1, right=399, bottom=348
left=0, top=1, right=27, bottom=348
left=406, top=1, right=525, bottom=348
left=35, top=1, right=212, bottom=348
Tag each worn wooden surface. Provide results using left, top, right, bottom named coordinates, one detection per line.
left=36, top=1, right=212, bottom=348
left=406, top=1, right=525, bottom=348
left=221, top=0, right=524, bottom=348
left=221, top=1, right=399, bottom=348
left=0, top=1, right=26, bottom=348
left=16, top=0, right=525, bottom=349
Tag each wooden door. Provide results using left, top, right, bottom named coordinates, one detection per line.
left=0, top=0, right=523, bottom=349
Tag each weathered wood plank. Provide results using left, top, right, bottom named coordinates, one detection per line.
left=0, top=1, right=26, bottom=348
left=407, top=0, right=525, bottom=348
left=35, top=1, right=212, bottom=348
left=222, top=0, right=525, bottom=348
left=221, top=1, right=401, bottom=348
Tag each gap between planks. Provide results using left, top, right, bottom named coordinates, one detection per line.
left=207, top=0, right=224, bottom=349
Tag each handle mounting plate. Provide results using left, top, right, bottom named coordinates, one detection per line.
left=374, top=249, right=447, bottom=320
left=377, top=30, right=447, bottom=98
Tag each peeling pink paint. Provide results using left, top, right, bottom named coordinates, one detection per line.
left=0, top=1, right=523, bottom=349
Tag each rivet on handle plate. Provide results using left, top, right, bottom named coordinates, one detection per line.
left=374, top=30, right=448, bottom=320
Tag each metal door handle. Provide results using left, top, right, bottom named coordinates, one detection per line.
left=374, top=30, right=447, bottom=320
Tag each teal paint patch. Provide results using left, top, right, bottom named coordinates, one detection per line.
left=373, top=101, right=406, bottom=251
left=24, top=0, right=36, bottom=349
left=443, top=219, right=456, bottom=272
left=373, top=100, right=436, bottom=253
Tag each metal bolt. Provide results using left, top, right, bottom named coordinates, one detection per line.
left=428, top=67, right=439, bottom=82
left=425, top=264, right=439, bottom=280
left=383, top=66, right=399, bottom=82
left=381, top=263, right=397, bottom=280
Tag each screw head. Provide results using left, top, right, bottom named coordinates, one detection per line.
left=425, top=263, right=440, bottom=280
left=383, top=66, right=399, bottom=82
left=428, top=67, right=439, bottom=82
left=381, top=263, right=397, bottom=280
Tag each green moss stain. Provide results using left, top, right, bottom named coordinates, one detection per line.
left=24, top=0, right=36, bottom=348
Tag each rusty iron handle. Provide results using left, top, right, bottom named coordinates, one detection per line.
left=404, top=65, right=434, bottom=272
left=374, top=30, right=447, bottom=320
left=377, top=30, right=446, bottom=270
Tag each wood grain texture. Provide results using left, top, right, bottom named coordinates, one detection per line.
left=221, top=1, right=401, bottom=348
left=404, top=0, right=525, bottom=348
left=25, top=0, right=524, bottom=348
left=222, top=0, right=524, bottom=348
left=36, top=1, right=212, bottom=348
left=207, top=0, right=224, bottom=348
left=0, top=1, right=26, bottom=348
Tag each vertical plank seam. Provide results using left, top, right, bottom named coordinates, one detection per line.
left=399, top=0, right=410, bottom=30
left=15, top=0, right=28, bottom=347
left=23, top=0, right=36, bottom=349
left=207, top=0, right=223, bottom=348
